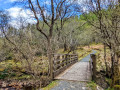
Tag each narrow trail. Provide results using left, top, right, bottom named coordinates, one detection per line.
left=51, top=50, right=97, bottom=90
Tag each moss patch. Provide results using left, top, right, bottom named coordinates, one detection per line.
left=42, top=80, right=58, bottom=90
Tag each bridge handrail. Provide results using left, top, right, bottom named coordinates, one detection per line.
left=53, top=53, right=78, bottom=77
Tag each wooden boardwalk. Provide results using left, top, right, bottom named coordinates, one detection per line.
left=55, top=51, right=96, bottom=82
left=55, top=62, right=91, bottom=81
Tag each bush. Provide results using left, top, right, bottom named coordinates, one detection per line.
left=0, top=69, right=9, bottom=79
left=10, top=73, right=16, bottom=77
left=35, top=51, right=42, bottom=56
left=5, top=52, right=13, bottom=60
left=87, top=81, right=97, bottom=90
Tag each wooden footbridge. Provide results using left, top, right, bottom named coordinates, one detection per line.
left=52, top=50, right=97, bottom=82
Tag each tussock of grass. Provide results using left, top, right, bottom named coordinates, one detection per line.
left=0, top=59, right=47, bottom=80
left=87, top=81, right=97, bottom=90
left=42, top=80, right=58, bottom=90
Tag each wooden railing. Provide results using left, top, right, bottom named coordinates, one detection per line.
left=52, top=54, right=78, bottom=77
left=90, top=54, right=97, bottom=81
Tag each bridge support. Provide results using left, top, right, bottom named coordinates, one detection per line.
left=90, top=54, right=97, bottom=82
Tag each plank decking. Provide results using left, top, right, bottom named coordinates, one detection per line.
left=55, top=62, right=91, bottom=81
left=55, top=50, right=97, bottom=82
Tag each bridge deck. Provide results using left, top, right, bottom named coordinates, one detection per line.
left=55, top=62, right=91, bottom=81
left=55, top=50, right=96, bottom=81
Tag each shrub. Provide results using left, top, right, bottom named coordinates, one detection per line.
left=0, top=69, right=9, bottom=79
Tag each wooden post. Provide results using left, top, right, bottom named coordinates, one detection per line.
left=65, top=54, right=68, bottom=66
left=52, top=54, right=55, bottom=78
left=76, top=54, right=78, bottom=62
left=91, top=54, right=97, bottom=81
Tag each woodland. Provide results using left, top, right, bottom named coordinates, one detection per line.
left=0, top=0, right=120, bottom=90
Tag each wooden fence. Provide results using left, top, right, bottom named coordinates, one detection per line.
left=90, top=54, right=96, bottom=81
left=52, top=54, right=78, bottom=77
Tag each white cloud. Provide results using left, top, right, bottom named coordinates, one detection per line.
left=8, top=0, right=20, bottom=2
left=7, top=7, right=22, bottom=18
left=74, top=0, right=87, bottom=5
left=44, top=1, right=51, bottom=5
left=7, top=7, right=35, bottom=18
left=4, top=0, right=20, bottom=3
left=9, top=0, right=18, bottom=2
left=7, top=7, right=36, bottom=28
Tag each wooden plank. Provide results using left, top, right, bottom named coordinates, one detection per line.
left=55, top=62, right=91, bottom=81
left=53, top=58, right=65, bottom=63
left=53, top=53, right=78, bottom=78
left=53, top=61, right=67, bottom=69
left=53, top=65, right=68, bottom=77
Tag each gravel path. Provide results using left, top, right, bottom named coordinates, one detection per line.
left=51, top=50, right=97, bottom=90
left=51, top=80, right=90, bottom=90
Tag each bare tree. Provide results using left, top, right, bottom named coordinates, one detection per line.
left=78, top=0, right=120, bottom=87
left=27, top=0, right=75, bottom=79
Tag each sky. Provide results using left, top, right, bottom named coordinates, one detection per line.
left=1, top=0, right=113, bottom=28
left=0, top=0, right=86, bottom=18
left=0, top=0, right=63, bottom=28
left=0, top=0, right=117, bottom=28
left=0, top=0, right=118, bottom=18
left=0, top=0, right=80, bottom=28
left=0, top=0, right=36, bottom=28
left=0, top=0, right=18, bottom=10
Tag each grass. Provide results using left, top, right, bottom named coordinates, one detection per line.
left=58, top=47, right=92, bottom=61
left=42, top=80, right=58, bottom=90
left=105, top=88, right=114, bottom=90
left=0, top=59, right=42, bottom=80
left=87, top=81, right=97, bottom=90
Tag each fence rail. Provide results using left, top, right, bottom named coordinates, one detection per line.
left=53, top=54, right=78, bottom=77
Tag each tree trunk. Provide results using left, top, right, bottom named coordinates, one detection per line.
left=47, top=38, right=53, bottom=80
left=64, top=43, right=67, bottom=51
left=110, top=49, right=115, bottom=88
left=104, top=43, right=108, bottom=77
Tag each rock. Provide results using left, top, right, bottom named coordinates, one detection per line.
left=2, top=82, right=8, bottom=87
left=97, top=86, right=104, bottom=90
left=82, top=87, right=86, bottom=90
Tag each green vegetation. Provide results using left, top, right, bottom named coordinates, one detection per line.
left=57, top=47, right=92, bottom=60
left=0, top=45, right=93, bottom=80
left=105, top=88, right=114, bottom=90
left=87, top=81, right=97, bottom=90
left=0, top=60, right=32, bottom=80
left=42, top=80, right=58, bottom=90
